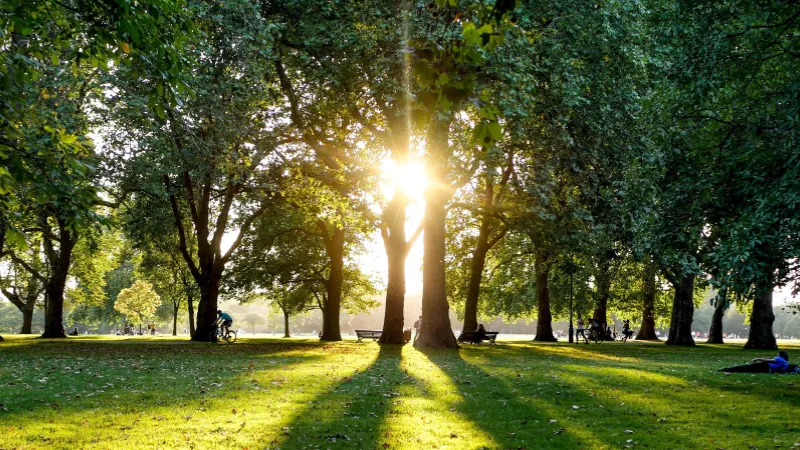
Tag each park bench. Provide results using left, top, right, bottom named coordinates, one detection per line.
left=457, top=331, right=499, bottom=344
left=355, top=329, right=382, bottom=342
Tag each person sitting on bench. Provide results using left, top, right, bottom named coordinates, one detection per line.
left=719, top=351, right=789, bottom=373
left=472, top=324, right=487, bottom=344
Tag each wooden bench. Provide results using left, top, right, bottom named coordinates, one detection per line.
left=457, top=331, right=499, bottom=344
left=355, top=329, right=382, bottom=342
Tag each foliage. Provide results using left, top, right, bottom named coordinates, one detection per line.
left=114, top=280, right=160, bottom=326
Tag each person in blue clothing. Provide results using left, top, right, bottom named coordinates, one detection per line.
left=216, top=310, right=233, bottom=336
left=720, top=350, right=789, bottom=373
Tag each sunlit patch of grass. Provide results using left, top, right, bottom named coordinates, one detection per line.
left=1, top=337, right=799, bottom=449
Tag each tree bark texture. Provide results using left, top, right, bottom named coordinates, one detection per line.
left=592, top=264, right=611, bottom=327
left=534, top=253, right=557, bottom=342
left=744, top=288, right=777, bottom=350
left=283, top=309, right=291, bottom=338
left=462, top=169, right=509, bottom=334
left=192, top=273, right=221, bottom=342
left=635, top=270, right=659, bottom=341
left=462, top=241, right=489, bottom=334
left=379, top=192, right=409, bottom=344
left=416, top=117, right=458, bottom=349
left=42, top=217, right=75, bottom=338
left=187, top=292, right=195, bottom=336
left=320, top=225, right=344, bottom=341
left=706, top=288, right=727, bottom=344
left=172, top=307, right=178, bottom=336
left=666, top=274, right=695, bottom=346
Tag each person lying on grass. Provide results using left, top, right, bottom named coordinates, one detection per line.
left=719, top=351, right=790, bottom=373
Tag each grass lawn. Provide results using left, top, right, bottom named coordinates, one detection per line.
left=1, top=336, right=799, bottom=450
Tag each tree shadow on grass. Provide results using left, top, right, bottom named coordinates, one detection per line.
left=275, top=344, right=405, bottom=449
left=0, top=339, right=347, bottom=449
left=418, top=347, right=610, bottom=449
left=442, top=344, right=799, bottom=450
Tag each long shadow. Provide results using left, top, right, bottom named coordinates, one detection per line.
left=0, top=338, right=338, bottom=449
left=431, top=344, right=799, bottom=450
left=419, top=347, right=607, bottom=449
left=275, top=344, right=403, bottom=449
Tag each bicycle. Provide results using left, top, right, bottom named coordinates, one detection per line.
left=209, top=325, right=237, bottom=343
left=621, top=329, right=634, bottom=343
left=586, top=328, right=603, bottom=344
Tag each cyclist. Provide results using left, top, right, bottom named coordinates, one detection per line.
left=216, top=310, right=233, bottom=337
left=588, top=318, right=601, bottom=341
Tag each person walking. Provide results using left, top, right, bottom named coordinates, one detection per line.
left=413, top=316, right=422, bottom=343
left=576, top=314, right=587, bottom=344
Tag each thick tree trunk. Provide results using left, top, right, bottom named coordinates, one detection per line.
left=41, top=218, right=74, bottom=339
left=379, top=193, right=409, bottom=344
left=635, top=271, right=659, bottom=340
left=21, top=307, right=34, bottom=334
left=706, top=288, right=727, bottom=344
left=187, top=292, right=195, bottom=336
left=283, top=309, right=291, bottom=338
left=666, top=274, right=695, bottom=346
left=415, top=117, right=458, bottom=349
left=744, top=288, right=777, bottom=350
left=534, top=253, right=557, bottom=342
left=593, top=275, right=611, bottom=327
left=191, top=275, right=221, bottom=342
left=42, top=267, right=69, bottom=338
left=321, top=228, right=344, bottom=341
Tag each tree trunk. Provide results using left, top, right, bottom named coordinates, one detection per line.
left=534, top=253, right=557, bottom=342
left=592, top=271, right=611, bottom=327
left=415, top=117, right=458, bottom=349
left=42, top=266, right=68, bottom=338
left=191, top=275, right=221, bottom=342
left=172, top=305, right=178, bottom=336
left=41, top=218, right=74, bottom=339
left=462, top=238, right=489, bottom=334
left=321, top=228, right=344, bottom=341
left=283, top=308, right=291, bottom=338
left=744, top=288, right=777, bottom=350
left=706, top=288, right=727, bottom=344
left=379, top=193, right=409, bottom=344
left=187, top=292, right=195, bottom=336
left=5, top=289, right=37, bottom=334
left=666, top=274, right=695, bottom=346
left=21, top=307, right=34, bottom=334
left=635, top=270, right=659, bottom=340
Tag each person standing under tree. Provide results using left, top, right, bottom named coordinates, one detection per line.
left=413, top=316, right=422, bottom=343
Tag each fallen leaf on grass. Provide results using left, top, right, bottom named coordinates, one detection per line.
left=554, top=428, right=565, bottom=435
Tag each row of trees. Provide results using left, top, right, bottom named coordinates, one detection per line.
left=1, top=0, right=798, bottom=348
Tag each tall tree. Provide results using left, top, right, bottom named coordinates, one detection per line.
left=108, top=0, right=290, bottom=341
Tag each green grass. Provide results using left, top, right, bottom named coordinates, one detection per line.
left=1, top=335, right=799, bottom=450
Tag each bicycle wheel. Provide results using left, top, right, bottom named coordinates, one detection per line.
left=224, top=330, right=237, bottom=344
left=209, top=330, right=219, bottom=342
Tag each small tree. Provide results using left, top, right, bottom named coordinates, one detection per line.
left=115, top=281, right=160, bottom=333
left=242, top=312, right=265, bottom=335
